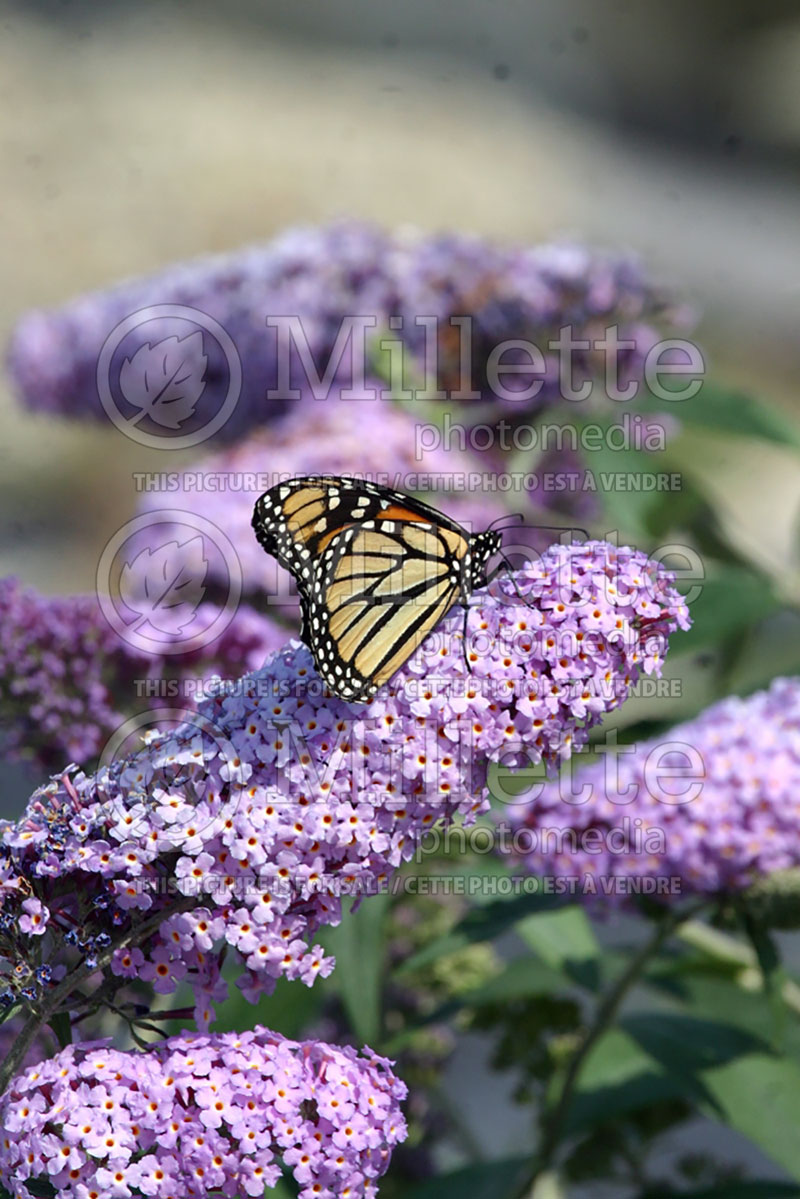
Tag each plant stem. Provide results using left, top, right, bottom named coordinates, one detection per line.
left=0, top=896, right=193, bottom=1095
left=522, top=901, right=707, bottom=1191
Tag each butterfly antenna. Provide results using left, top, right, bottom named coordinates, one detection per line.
left=488, top=513, right=591, bottom=542
left=491, top=524, right=591, bottom=610
left=487, top=512, right=525, bottom=532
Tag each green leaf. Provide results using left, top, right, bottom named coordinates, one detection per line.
left=676, top=565, right=780, bottom=654
left=528, top=1171, right=569, bottom=1199
left=516, top=906, right=602, bottom=991
left=269, top=1177, right=299, bottom=1199
left=211, top=972, right=325, bottom=1040
left=0, top=1003, right=19, bottom=1029
left=621, top=1011, right=769, bottom=1073
left=49, top=1010, right=72, bottom=1050
left=645, top=382, right=800, bottom=451
left=400, top=1157, right=530, bottom=1199
left=564, top=1029, right=686, bottom=1135
left=740, top=911, right=791, bottom=1043
left=454, top=955, right=572, bottom=1005
left=654, top=974, right=800, bottom=1059
left=724, top=611, right=800, bottom=701
left=644, top=947, right=746, bottom=989
left=397, top=889, right=564, bottom=975
left=576, top=436, right=664, bottom=538
left=620, top=1011, right=768, bottom=1114
left=567, top=1069, right=688, bottom=1136
left=321, top=893, right=390, bottom=1045
left=21, top=1181, right=57, bottom=1199
left=741, top=911, right=781, bottom=982
left=701, top=1053, right=800, bottom=1179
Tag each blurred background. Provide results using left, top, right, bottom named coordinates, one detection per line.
left=2, top=2, right=800, bottom=1195
left=2, top=0, right=799, bottom=592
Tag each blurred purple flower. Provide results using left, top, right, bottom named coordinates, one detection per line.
left=7, top=221, right=681, bottom=441
left=135, top=393, right=512, bottom=604
left=0, top=578, right=287, bottom=775
left=503, top=677, right=800, bottom=898
left=392, top=233, right=679, bottom=412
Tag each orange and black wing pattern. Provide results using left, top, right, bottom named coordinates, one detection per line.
left=252, top=476, right=497, bottom=702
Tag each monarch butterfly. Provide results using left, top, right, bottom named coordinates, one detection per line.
left=251, top=476, right=505, bottom=703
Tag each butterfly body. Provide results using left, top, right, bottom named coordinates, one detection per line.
left=252, top=476, right=501, bottom=702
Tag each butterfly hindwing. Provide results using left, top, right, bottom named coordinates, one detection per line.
left=308, top=519, right=464, bottom=701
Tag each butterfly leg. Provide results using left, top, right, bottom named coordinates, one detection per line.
left=494, top=553, right=537, bottom=610
left=461, top=602, right=472, bottom=675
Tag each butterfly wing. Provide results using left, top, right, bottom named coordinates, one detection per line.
left=252, top=477, right=369, bottom=644
left=308, top=518, right=467, bottom=701
left=252, top=476, right=471, bottom=560
left=252, top=476, right=474, bottom=701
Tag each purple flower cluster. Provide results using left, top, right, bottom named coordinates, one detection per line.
left=391, top=235, right=676, bottom=411
left=7, top=221, right=677, bottom=441
left=135, top=395, right=510, bottom=603
left=503, top=677, right=800, bottom=896
left=0, top=1027, right=407, bottom=1199
left=0, top=217, right=699, bottom=1199
left=0, top=577, right=287, bottom=774
left=0, top=545, right=689, bottom=1018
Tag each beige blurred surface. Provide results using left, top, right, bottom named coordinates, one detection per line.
left=0, top=4, right=798, bottom=595
left=0, top=11, right=569, bottom=592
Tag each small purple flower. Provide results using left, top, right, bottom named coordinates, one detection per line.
left=139, top=945, right=188, bottom=995
left=0, top=578, right=288, bottom=775
left=502, top=677, right=800, bottom=898
left=0, top=543, right=689, bottom=1015
left=0, top=1028, right=408, bottom=1199
left=18, top=897, right=49, bottom=937
left=109, top=946, right=145, bottom=979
